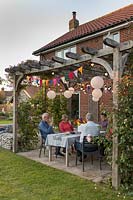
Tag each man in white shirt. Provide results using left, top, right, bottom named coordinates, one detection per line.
left=77, top=113, right=100, bottom=162
left=78, top=113, right=100, bottom=143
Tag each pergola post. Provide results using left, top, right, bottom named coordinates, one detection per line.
left=12, top=73, right=24, bottom=152
left=112, top=47, right=122, bottom=189
left=12, top=75, right=18, bottom=152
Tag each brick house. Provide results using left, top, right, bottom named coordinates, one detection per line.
left=33, top=4, right=133, bottom=120
left=19, top=85, right=40, bottom=103
left=0, top=86, right=40, bottom=115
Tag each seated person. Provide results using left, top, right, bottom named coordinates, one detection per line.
left=38, top=113, right=54, bottom=140
left=100, top=112, right=108, bottom=131
left=57, top=114, right=74, bottom=155
left=76, top=113, right=100, bottom=162
left=59, top=114, right=74, bottom=133
left=99, top=112, right=108, bottom=156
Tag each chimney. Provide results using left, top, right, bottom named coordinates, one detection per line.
left=69, top=11, right=79, bottom=31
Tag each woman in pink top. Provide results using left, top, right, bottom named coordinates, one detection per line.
left=59, top=114, right=73, bottom=133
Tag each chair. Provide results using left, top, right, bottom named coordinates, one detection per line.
left=75, top=136, right=102, bottom=172
left=38, top=131, right=46, bottom=158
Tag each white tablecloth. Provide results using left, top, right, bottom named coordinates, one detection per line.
left=45, top=133, right=80, bottom=148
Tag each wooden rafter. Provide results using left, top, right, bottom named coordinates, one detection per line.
left=52, top=56, right=67, bottom=64
left=66, top=52, right=80, bottom=60
left=103, top=38, right=120, bottom=48
left=81, top=47, right=98, bottom=55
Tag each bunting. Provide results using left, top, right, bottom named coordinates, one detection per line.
left=78, top=66, right=83, bottom=74
left=25, top=65, right=84, bottom=87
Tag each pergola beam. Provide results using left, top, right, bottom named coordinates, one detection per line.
left=22, top=40, right=133, bottom=76
left=103, top=38, right=120, bottom=48
left=6, top=40, right=133, bottom=77
left=81, top=47, right=98, bottom=55
left=66, top=52, right=80, bottom=60
left=52, top=56, right=67, bottom=64
left=40, top=60, right=54, bottom=67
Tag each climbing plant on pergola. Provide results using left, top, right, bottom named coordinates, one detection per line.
left=5, top=38, right=133, bottom=189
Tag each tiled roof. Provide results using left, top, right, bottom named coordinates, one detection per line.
left=33, top=4, right=133, bottom=55
left=24, top=86, right=40, bottom=98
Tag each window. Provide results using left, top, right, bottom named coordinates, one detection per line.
left=113, top=32, right=120, bottom=42
left=103, top=32, right=120, bottom=48
left=56, top=46, right=76, bottom=59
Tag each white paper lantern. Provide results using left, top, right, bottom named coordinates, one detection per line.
left=90, top=76, right=104, bottom=89
left=92, top=96, right=99, bottom=102
left=68, top=87, right=75, bottom=94
left=92, top=88, right=102, bottom=98
left=64, top=90, right=72, bottom=98
left=47, top=90, right=56, bottom=99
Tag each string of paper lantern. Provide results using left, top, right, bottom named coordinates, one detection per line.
left=90, top=76, right=104, bottom=102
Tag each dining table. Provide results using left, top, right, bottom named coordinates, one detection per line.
left=45, top=132, right=80, bottom=167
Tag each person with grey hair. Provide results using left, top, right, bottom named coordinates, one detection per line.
left=76, top=113, right=100, bottom=162
left=79, top=113, right=100, bottom=143
left=38, top=113, right=54, bottom=140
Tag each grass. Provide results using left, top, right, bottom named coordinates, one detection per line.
left=0, top=120, right=13, bottom=125
left=0, top=148, right=132, bottom=200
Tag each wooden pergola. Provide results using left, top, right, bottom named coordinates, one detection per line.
left=5, top=38, right=133, bottom=189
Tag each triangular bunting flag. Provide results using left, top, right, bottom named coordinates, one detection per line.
left=53, top=78, right=57, bottom=86
left=68, top=72, right=74, bottom=79
left=45, top=79, right=49, bottom=86
left=78, top=66, right=83, bottom=74
left=61, top=76, right=66, bottom=83
left=73, top=70, right=78, bottom=77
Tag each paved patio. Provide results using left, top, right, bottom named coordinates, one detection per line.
left=18, top=148, right=111, bottom=183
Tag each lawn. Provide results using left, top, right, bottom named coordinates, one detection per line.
left=0, top=119, right=13, bottom=125
left=0, top=148, right=131, bottom=200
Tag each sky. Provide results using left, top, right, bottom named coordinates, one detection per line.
left=0, top=0, right=132, bottom=79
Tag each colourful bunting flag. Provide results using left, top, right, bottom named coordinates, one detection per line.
left=68, top=72, right=74, bottom=79
left=53, top=78, right=57, bottom=86
left=39, top=79, right=42, bottom=87
left=42, top=80, right=45, bottom=86
left=73, top=70, right=78, bottom=77
left=61, top=76, right=66, bottom=83
left=78, top=66, right=83, bottom=74
left=45, top=80, right=49, bottom=86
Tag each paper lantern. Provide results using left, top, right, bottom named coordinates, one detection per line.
left=47, top=90, right=56, bottom=99
left=90, top=76, right=104, bottom=89
left=92, top=88, right=102, bottom=98
left=68, top=87, right=75, bottom=94
left=64, top=90, right=72, bottom=98
left=92, top=96, right=99, bottom=102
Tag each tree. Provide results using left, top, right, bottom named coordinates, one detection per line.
left=0, top=88, right=6, bottom=104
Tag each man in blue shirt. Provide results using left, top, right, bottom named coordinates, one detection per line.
left=39, top=112, right=64, bottom=157
left=39, top=113, right=54, bottom=140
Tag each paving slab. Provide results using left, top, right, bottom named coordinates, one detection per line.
left=17, top=148, right=111, bottom=182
